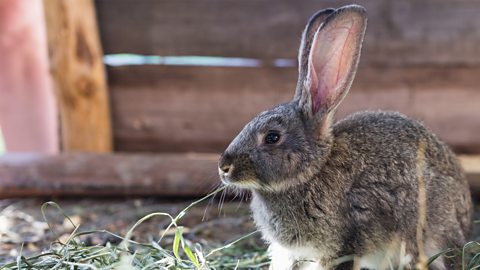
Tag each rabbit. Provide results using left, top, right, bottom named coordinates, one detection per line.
left=218, top=4, right=472, bottom=270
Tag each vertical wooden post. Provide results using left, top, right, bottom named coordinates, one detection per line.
left=43, top=0, right=112, bottom=152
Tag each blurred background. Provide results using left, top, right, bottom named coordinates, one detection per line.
left=0, top=0, right=479, bottom=196
left=0, top=0, right=480, bottom=265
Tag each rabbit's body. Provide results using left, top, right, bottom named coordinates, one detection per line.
left=218, top=5, right=472, bottom=269
left=250, top=110, right=472, bottom=269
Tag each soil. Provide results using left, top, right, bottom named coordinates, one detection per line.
left=0, top=196, right=261, bottom=265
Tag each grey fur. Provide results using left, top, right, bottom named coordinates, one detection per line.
left=296, top=8, right=335, bottom=89
left=218, top=5, right=472, bottom=270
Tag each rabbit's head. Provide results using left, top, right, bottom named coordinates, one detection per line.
left=219, top=5, right=367, bottom=192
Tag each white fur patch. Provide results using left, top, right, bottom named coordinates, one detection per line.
left=268, top=243, right=295, bottom=270
left=268, top=242, right=328, bottom=270
left=268, top=240, right=414, bottom=270
left=356, top=240, right=412, bottom=270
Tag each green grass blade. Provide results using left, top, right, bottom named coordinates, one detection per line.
left=183, top=244, right=201, bottom=269
left=173, top=226, right=183, bottom=261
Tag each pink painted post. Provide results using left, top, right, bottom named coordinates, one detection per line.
left=0, top=0, right=58, bottom=153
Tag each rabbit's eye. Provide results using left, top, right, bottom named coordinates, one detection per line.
left=264, top=131, right=281, bottom=144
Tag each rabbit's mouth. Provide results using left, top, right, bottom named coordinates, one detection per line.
left=222, top=179, right=263, bottom=190
left=218, top=167, right=262, bottom=189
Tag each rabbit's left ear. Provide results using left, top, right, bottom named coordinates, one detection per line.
left=297, top=8, right=335, bottom=85
left=296, top=5, right=367, bottom=119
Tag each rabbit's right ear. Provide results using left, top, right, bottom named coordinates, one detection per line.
left=294, top=5, right=367, bottom=135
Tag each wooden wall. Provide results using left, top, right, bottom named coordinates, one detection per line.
left=95, top=0, right=480, bottom=153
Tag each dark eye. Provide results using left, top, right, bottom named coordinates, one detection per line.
left=264, top=131, right=281, bottom=144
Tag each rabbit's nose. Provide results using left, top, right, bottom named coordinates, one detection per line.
left=218, top=153, right=234, bottom=176
left=220, top=164, right=232, bottom=175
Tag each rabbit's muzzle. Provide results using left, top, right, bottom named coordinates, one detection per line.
left=218, top=157, right=233, bottom=184
left=218, top=152, right=258, bottom=188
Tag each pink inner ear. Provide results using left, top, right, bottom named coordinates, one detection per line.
left=309, top=18, right=357, bottom=114
left=309, top=62, right=326, bottom=114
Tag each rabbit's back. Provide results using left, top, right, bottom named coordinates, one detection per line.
left=331, top=111, right=472, bottom=254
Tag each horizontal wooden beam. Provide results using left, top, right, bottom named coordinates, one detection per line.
left=95, top=0, right=480, bottom=66
left=0, top=153, right=478, bottom=198
left=459, top=155, right=480, bottom=194
left=108, top=65, right=480, bottom=153
left=0, top=153, right=219, bottom=197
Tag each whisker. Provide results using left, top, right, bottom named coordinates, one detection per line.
left=236, top=191, right=245, bottom=211
left=203, top=182, right=222, bottom=221
left=231, top=189, right=240, bottom=201
left=218, top=188, right=227, bottom=215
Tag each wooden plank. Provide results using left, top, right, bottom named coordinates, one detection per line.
left=459, top=155, right=480, bottom=193
left=0, top=153, right=479, bottom=198
left=95, top=0, right=480, bottom=66
left=44, top=0, right=112, bottom=152
left=0, top=153, right=219, bottom=197
left=108, top=66, right=294, bottom=152
left=108, top=65, right=480, bottom=153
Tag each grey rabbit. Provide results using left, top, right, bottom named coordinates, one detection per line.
left=218, top=4, right=472, bottom=270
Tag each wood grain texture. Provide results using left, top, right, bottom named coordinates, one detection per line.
left=44, top=0, right=112, bottom=152
left=460, top=155, right=480, bottom=193
left=108, top=65, right=480, bottom=153
left=0, top=153, right=219, bottom=197
left=95, top=0, right=480, bottom=66
left=0, top=153, right=478, bottom=198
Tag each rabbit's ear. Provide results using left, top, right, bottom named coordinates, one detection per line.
left=297, top=8, right=335, bottom=83
left=296, top=5, right=367, bottom=121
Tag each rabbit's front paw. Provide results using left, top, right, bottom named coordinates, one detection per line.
left=268, top=243, right=295, bottom=270
left=269, top=243, right=327, bottom=270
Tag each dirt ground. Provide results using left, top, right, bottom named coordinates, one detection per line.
left=0, top=196, right=262, bottom=265
left=0, top=197, right=479, bottom=266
